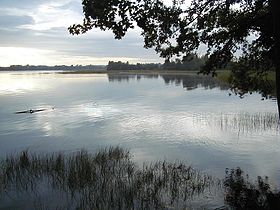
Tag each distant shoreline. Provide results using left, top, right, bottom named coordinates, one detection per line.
left=0, top=68, right=229, bottom=77
left=58, top=69, right=201, bottom=75
left=0, top=69, right=203, bottom=75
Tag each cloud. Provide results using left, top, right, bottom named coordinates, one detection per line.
left=0, top=0, right=76, bottom=10
left=0, top=15, right=34, bottom=28
left=0, top=46, right=161, bottom=67
left=0, top=0, right=82, bottom=31
left=0, top=0, right=163, bottom=66
left=0, top=47, right=56, bottom=66
left=18, top=1, right=83, bottom=31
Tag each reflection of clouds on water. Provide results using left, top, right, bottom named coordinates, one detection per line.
left=0, top=101, right=121, bottom=137
left=117, top=109, right=280, bottom=185
left=33, top=102, right=121, bottom=137
left=118, top=110, right=279, bottom=153
left=0, top=72, right=52, bottom=94
left=118, top=111, right=226, bottom=146
left=1, top=105, right=54, bottom=135
left=0, top=74, right=36, bottom=94
left=74, top=102, right=120, bottom=119
left=0, top=71, right=279, bottom=188
left=195, top=112, right=279, bottom=134
left=42, top=121, right=55, bottom=137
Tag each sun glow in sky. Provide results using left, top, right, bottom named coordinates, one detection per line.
left=0, top=47, right=55, bottom=66
left=0, top=0, right=169, bottom=67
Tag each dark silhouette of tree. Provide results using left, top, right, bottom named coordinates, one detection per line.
left=69, top=0, right=280, bottom=116
left=107, top=61, right=161, bottom=70
left=162, top=54, right=208, bottom=70
left=106, top=57, right=208, bottom=71
left=224, top=168, right=280, bottom=209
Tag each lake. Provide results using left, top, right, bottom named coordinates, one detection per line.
left=0, top=71, right=279, bottom=191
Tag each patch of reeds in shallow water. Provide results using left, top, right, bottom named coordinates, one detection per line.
left=0, top=147, right=216, bottom=209
left=196, top=112, right=279, bottom=133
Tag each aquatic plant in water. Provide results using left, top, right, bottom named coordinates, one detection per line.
left=197, top=112, right=279, bottom=133
left=0, top=147, right=215, bottom=209
left=1, top=148, right=279, bottom=209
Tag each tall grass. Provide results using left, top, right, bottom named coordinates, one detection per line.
left=0, top=147, right=215, bottom=209
left=196, top=112, right=279, bottom=133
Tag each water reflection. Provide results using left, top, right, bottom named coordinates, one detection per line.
left=108, top=74, right=159, bottom=82
left=107, top=73, right=229, bottom=91
left=29, top=103, right=121, bottom=137
left=0, top=74, right=35, bottom=93
left=0, top=71, right=279, bottom=193
left=161, top=74, right=229, bottom=91
left=195, top=112, right=279, bottom=133
left=1, top=148, right=279, bottom=210
left=0, top=148, right=219, bottom=210
left=0, top=72, right=50, bottom=94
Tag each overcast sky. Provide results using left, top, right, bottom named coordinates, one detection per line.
left=0, top=0, right=169, bottom=66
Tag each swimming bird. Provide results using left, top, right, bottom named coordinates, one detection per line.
left=15, top=109, right=47, bottom=114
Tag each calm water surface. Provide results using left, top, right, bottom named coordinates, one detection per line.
left=0, top=71, right=279, bottom=186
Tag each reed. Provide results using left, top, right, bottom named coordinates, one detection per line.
left=196, top=112, right=279, bottom=133
left=0, top=147, right=214, bottom=209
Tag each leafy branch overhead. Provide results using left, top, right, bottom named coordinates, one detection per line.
left=69, top=1, right=272, bottom=68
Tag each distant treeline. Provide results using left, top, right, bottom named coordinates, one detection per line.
left=163, top=55, right=208, bottom=70
left=107, top=61, right=161, bottom=71
left=107, top=55, right=212, bottom=71
left=1, top=55, right=233, bottom=71
left=0, top=64, right=106, bottom=71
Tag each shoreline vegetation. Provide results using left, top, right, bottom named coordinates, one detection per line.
left=0, top=147, right=279, bottom=209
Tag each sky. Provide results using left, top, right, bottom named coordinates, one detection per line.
left=0, top=0, right=169, bottom=67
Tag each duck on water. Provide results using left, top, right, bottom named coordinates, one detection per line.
left=14, top=108, right=54, bottom=114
